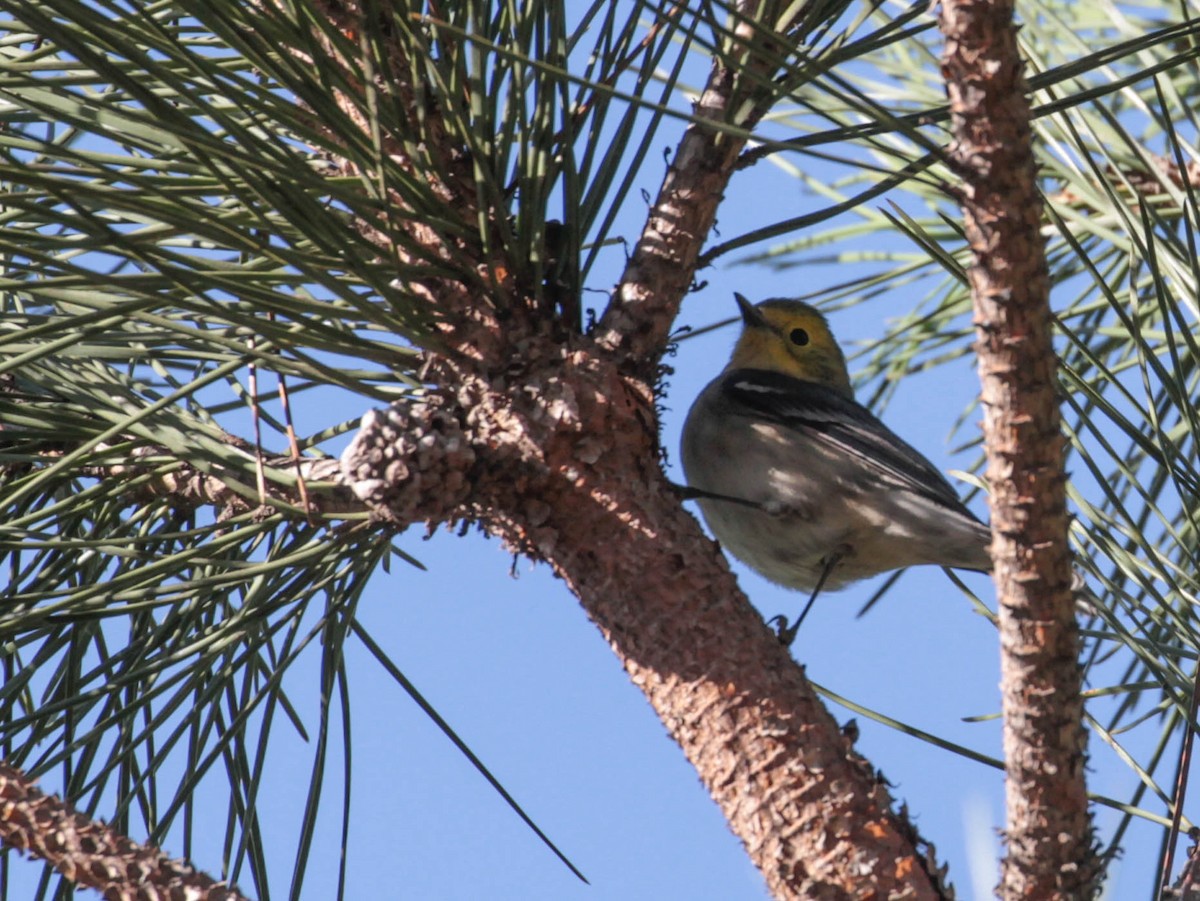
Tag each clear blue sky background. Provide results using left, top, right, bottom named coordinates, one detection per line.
left=5, top=5, right=1184, bottom=899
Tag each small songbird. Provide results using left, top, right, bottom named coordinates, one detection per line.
left=681, top=293, right=991, bottom=641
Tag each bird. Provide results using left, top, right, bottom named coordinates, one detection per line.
left=680, top=293, right=992, bottom=642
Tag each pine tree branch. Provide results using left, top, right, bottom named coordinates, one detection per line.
left=596, top=1, right=830, bottom=374
left=85, top=446, right=360, bottom=518
left=0, top=761, right=250, bottom=901
left=3, top=2, right=955, bottom=897
left=2, top=438, right=363, bottom=520
left=333, top=1, right=950, bottom=895
left=938, top=0, right=1099, bottom=897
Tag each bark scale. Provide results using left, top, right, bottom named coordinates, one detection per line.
left=0, top=763, right=249, bottom=901
left=938, top=1, right=1098, bottom=897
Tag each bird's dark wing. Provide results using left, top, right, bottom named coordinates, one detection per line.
left=719, top=368, right=982, bottom=520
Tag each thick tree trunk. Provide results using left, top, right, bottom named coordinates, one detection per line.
left=939, top=1, right=1098, bottom=897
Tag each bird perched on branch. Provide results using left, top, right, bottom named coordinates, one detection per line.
left=680, top=293, right=992, bottom=643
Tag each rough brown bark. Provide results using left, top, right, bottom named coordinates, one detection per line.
left=938, top=1, right=1098, bottom=898
left=0, top=763, right=249, bottom=901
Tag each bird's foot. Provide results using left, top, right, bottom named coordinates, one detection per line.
left=768, top=614, right=800, bottom=647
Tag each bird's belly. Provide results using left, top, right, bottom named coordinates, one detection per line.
left=681, top=412, right=991, bottom=592
left=696, top=487, right=989, bottom=592
left=696, top=491, right=865, bottom=592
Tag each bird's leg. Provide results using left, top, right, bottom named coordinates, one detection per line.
left=772, top=546, right=849, bottom=646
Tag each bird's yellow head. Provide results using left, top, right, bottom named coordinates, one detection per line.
left=726, top=294, right=854, bottom=398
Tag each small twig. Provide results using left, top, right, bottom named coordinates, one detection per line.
left=1161, top=662, right=1200, bottom=897
left=246, top=333, right=268, bottom=504
left=1165, top=829, right=1200, bottom=900
left=268, top=312, right=313, bottom=520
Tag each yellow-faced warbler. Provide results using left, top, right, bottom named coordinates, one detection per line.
left=681, top=294, right=992, bottom=642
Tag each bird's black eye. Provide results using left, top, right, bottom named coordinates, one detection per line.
left=789, top=327, right=810, bottom=347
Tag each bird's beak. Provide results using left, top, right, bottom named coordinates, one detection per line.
left=734, top=292, right=767, bottom=328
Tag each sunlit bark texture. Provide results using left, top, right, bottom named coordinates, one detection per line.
left=0, top=763, right=250, bottom=901
left=939, top=0, right=1098, bottom=897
